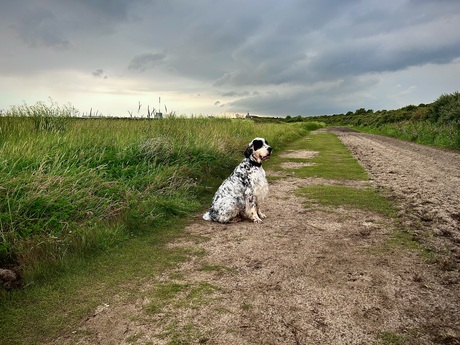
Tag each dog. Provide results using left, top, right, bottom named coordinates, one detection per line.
left=203, top=137, right=272, bottom=223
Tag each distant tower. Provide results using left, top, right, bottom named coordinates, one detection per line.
left=155, top=96, right=163, bottom=119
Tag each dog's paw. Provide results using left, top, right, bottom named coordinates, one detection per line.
left=258, top=212, right=267, bottom=219
left=253, top=217, right=263, bottom=224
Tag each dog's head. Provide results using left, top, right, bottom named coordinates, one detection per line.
left=244, top=137, right=272, bottom=164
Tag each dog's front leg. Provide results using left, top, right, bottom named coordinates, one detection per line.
left=252, top=211, right=263, bottom=223
left=257, top=206, right=267, bottom=220
left=246, top=194, right=263, bottom=223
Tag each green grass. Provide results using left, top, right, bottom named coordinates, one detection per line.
left=306, top=91, right=460, bottom=150
left=0, top=217, right=191, bottom=344
left=270, top=132, right=368, bottom=180
left=356, top=121, right=460, bottom=150
left=386, top=230, right=435, bottom=261
left=297, top=185, right=394, bottom=215
left=379, top=331, right=408, bottom=344
left=146, top=280, right=218, bottom=344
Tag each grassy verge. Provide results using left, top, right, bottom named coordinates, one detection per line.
left=273, top=133, right=385, bottom=210
left=305, top=92, right=460, bottom=150
left=353, top=121, right=460, bottom=150
left=0, top=110, right=322, bottom=344
left=0, top=218, right=192, bottom=344
left=269, top=132, right=368, bottom=180
left=297, top=186, right=394, bottom=216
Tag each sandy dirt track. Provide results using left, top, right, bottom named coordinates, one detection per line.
left=331, top=127, right=460, bottom=259
left=56, top=130, right=460, bottom=345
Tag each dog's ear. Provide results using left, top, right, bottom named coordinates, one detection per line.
left=244, top=145, right=253, bottom=158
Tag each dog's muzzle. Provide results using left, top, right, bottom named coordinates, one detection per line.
left=262, top=147, right=273, bottom=161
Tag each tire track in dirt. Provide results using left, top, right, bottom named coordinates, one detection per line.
left=330, top=127, right=460, bottom=261
left=56, top=131, right=460, bottom=345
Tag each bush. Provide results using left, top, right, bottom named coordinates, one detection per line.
left=428, top=92, right=460, bottom=125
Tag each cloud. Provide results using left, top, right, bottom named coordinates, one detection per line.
left=217, top=90, right=251, bottom=97
left=92, top=69, right=108, bottom=79
left=1, top=0, right=459, bottom=117
left=10, top=6, right=70, bottom=49
left=128, top=53, right=167, bottom=72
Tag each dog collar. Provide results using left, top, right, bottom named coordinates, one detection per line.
left=249, top=157, right=262, bottom=167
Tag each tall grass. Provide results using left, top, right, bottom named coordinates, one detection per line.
left=363, top=121, right=460, bottom=149
left=1, top=105, right=316, bottom=283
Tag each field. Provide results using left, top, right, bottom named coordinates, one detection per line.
left=1, top=99, right=459, bottom=344
left=0, top=111, right=322, bottom=283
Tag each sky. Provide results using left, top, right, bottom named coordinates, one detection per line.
left=1, top=0, right=459, bottom=118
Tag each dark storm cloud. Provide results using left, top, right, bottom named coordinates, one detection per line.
left=211, top=0, right=460, bottom=89
left=10, top=6, right=71, bottom=49
left=76, top=0, right=135, bottom=21
left=1, top=0, right=460, bottom=116
left=7, top=0, right=145, bottom=49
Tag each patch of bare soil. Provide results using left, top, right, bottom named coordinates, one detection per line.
left=280, top=161, right=317, bottom=169
left=56, top=131, right=460, bottom=345
left=279, top=150, right=319, bottom=169
left=279, top=150, right=319, bottom=159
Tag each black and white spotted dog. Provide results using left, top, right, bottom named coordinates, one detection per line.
left=203, top=138, right=272, bottom=223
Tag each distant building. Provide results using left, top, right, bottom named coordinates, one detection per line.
left=154, top=112, right=163, bottom=119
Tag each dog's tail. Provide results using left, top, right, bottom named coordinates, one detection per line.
left=203, top=211, right=211, bottom=221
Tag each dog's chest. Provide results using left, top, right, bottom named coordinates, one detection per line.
left=249, top=166, right=268, bottom=198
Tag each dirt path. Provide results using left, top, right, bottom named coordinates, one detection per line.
left=331, top=127, right=460, bottom=259
left=57, top=130, right=460, bottom=345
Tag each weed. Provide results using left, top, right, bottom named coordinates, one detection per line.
left=379, top=331, right=408, bottom=344
left=386, top=230, right=435, bottom=261
left=241, top=302, right=253, bottom=311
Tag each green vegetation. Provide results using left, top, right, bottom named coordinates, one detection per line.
left=378, top=331, right=408, bottom=345
left=297, top=186, right=394, bottom=216
left=0, top=100, right=323, bottom=344
left=276, top=132, right=392, bottom=215
left=297, top=91, right=460, bottom=150
left=0, top=103, right=317, bottom=280
left=270, top=132, right=368, bottom=180
left=386, top=230, right=435, bottom=261
left=0, top=219, right=194, bottom=344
